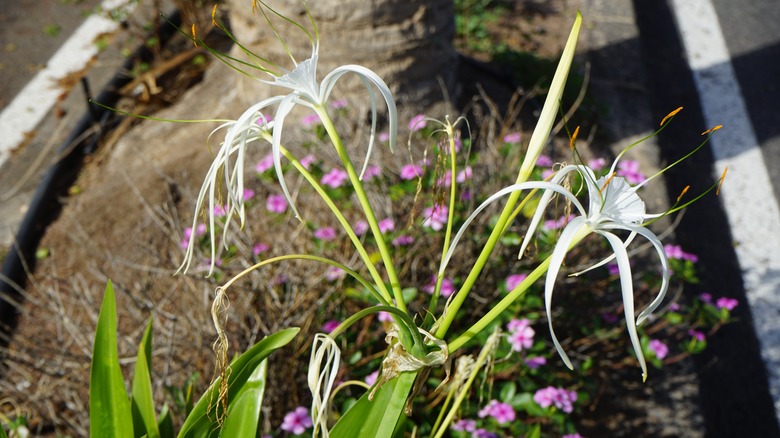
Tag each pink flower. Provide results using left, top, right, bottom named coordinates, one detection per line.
left=242, top=188, right=255, bottom=201
left=330, top=98, right=348, bottom=109
left=525, top=356, right=547, bottom=369
left=392, top=235, right=414, bottom=247
left=456, top=166, right=473, bottom=183
left=301, top=113, right=321, bottom=127
left=280, top=406, right=313, bottom=435
left=536, top=155, right=553, bottom=167
left=266, top=194, right=288, bottom=213
left=378, top=131, right=390, bottom=142
left=648, top=339, right=669, bottom=360
left=400, top=164, right=423, bottom=180
left=252, top=243, right=269, bottom=256
left=507, top=318, right=535, bottom=352
left=364, top=370, right=379, bottom=386
left=541, top=168, right=555, bottom=179
left=588, top=157, right=607, bottom=170
left=533, top=386, right=577, bottom=413
left=213, top=204, right=226, bottom=217
left=422, top=204, right=448, bottom=231
left=451, top=419, right=477, bottom=432
left=716, top=297, right=739, bottom=311
left=543, top=214, right=575, bottom=230
left=668, top=302, right=681, bottom=311
left=255, top=114, right=273, bottom=126
left=326, top=266, right=346, bottom=281
left=255, top=154, right=274, bottom=173
left=363, top=164, right=382, bottom=181
left=353, top=220, right=369, bottom=236
left=503, top=132, right=521, bottom=143
left=699, top=292, right=712, bottom=304
left=423, top=276, right=455, bottom=298
left=377, top=310, right=393, bottom=322
left=321, top=168, right=349, bottom=188
left=473, top=429, right=497, bottom=438
left=183, top=224, right=207, bottom=240
left=477, top=400, right=516, bottom=424
left=616, top=159, right=645, bottom=184
left=314, top=227, right=337, bottom=241
left=436, top=170, right=453, bottom=187
left=563, top=434, right=584, bottom=438
left=689, top=329, right=706, bottom=341
left=408, top=114, right=427, bottom=132
left=321, top=319, right=340, bottom=333
left=664, top=244, right=699, bottom=263
left=299, top=154, right=316, bottom=170
left=505, top=274, right=527, bottom=291
left=378, top=218, right=395, bottom=233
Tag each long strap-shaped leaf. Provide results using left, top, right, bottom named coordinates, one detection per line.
left=90, top=281, right=134, bottom=438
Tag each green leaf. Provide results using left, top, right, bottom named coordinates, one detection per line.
left=0, top=422, right=8, bottom=438
left=177, top=327, right=299, bottom=438
left=90, top=281, right=134, bottom=438
left=220, top=359, right=268, bottom=437
left=330, top=372, right=415, bottom=438
left=131, top=319, right=159, bottom=438
left=157, top=405, right=174, bottom=438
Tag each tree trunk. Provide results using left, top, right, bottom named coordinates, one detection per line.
left=225, top=0, right=458, bottom=110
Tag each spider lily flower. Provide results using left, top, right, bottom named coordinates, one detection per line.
left=181, top=2, right=398, bottom=274
left=308, top=333, right=341, bottom=437
left=442, top=163, right=669, bottom=381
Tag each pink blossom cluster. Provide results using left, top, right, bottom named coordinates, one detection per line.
left=321, top=168, right=349, bottom=188
left=477, top=399, right=516, bottom=424
left=505, top=273, right=527, bottom=292
left=664, top=244, right=699, bottom=263
left=543, top=214, right=575, bottom=231
left=422, top=204, right=448, bottom=230
left=507, top=318, right=535, bottom=352
left=181, top=224, right=206, bottom=249
left=648, top=339, right=669, bottom=360
left=423, top=275, right=455, bottom=298
left=533, top=386, right=577, bottom=413
left=280, top=406, right=312, bottom=435
left=616, top=159, right=645, bottom=184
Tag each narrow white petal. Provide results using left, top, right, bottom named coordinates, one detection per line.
left=570, top=231, right=637, bottom=277
left=272, top=96, right=302, bottom=220
left=598, top=230, right=648, bottom=381
left=308, top=334, right=341, bottom=438
left=439, top=181, right=586, bottom=275
left=544, top=216, right=589, bottom=370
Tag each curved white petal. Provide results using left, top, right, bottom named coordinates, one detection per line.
left=518, top=165, right=588, bottom=259
left=272, top=96, right=303, bottom=220
left=439, top=181, right=586, bottom=275
left=600, top=222, right=670, bottom=325
left=272, top=54, right=320, bottom=102
left=321, top=65, right=398, bottom=154
left=308, top=334, right=341, bottom=437
left=544, top=216, right=589, bottom=370
left=570, top=231, right=637, bottom=277
left=597, top=230, right=648, bottom=381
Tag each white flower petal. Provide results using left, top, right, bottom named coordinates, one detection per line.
left=308, top=334, right=341, bottom=437
left=272, top=96, right=304, bottom=220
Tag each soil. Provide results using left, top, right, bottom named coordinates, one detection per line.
left=0, top=1, right=708, bottom=436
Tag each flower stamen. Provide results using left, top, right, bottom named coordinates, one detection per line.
left=702, top=125, right=723, bottom=135
left=677, top=185, right=690, bottom=202
left=717, top=167, right=727, bottom=195
left=660, top=106, right=683, bottom=126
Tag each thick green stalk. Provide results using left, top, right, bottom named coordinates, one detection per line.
left=316, top=106, right=406, bottom=313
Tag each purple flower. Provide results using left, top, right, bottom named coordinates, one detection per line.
left=437, top=170, right=453, bottom=188
left=314, top=227, right=337, bottom=241
left=392, top=235, right=415, bottom=247
left=588, top=157, right=607, bottom=170
left=601, top=312, right=619, bottom=324
left=503, top=132, right=521, bottom=143
left=616, top=159, right=645, bottom=184
left=400, top=164, right=423, bottom=180
left=321, top=320, right=340, bottom=333
left=456, top=166, right=473, bottom=183
left=363, top=164, right=382, bottom=181
left=321, top=168, right=349, bottom=188
left=648, top=339, right=669, bottom=360
left=699, top=292, right=712, bottom=304
left=354, top=220, right=369, bottom=236
left=451, top=419, right=477, bottom=432
left=242, top=188, right=255, bottom=201
left=255, top=114, right=273, bottom=126
left=505, top=274, right=527, bottom=291
left=266, top=194, right=288, bottom=213
left=688, top=329, right=706, bottom=341
left=563, top=434, right=584, bottom=438
left=716, top=297, right=739, bottom=311
left=301, top=113, right=321, bottom=127
left=408, top=114, right=427, bottom=132
left=213, top=204, right=226, bottom=217
left=668, top=302, right=681, bottom=311
left=377, top=310, right=392, bottom=322
left=477, top=400, right=516, bottom=424
left=378, top=131, right=390, bottom=142
left=423, top=276, right=455, bottom=298
left=330, top=98, right=348, bottom=109
left=255, top=154, right=274, bottom=173
left=299, top=154, right=316, bottom=170
left=422, top=204, right=448, bottom=231
left=525, top=356, right=547, bottom=369
left=472, top=429, right=498, bottom=438
left=536, top=155, right=553, bottom=167
left=543, top=214, right=575, bottom=230
left=364, top=370, right=379, bottom=386
left=183, top=224, right=207, bottom=240
left=379, top=218, right=395, bottom=233
left=280, top=406, right=313, bottom=435
left=541, top=168, right=555, bottom=180
left=252, top=243, right=269, bottom=256
left=533, top=386, right=577, bottom=413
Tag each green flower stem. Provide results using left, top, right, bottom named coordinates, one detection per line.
left=330, top=305, right=425, bottom=356
left=280, top=146, right=394, bottom=303
left=316, top=106, right=407, bottom=313
left=447, top=227, right=589, bottom=353
left=222, top=253, right=389, bottom=306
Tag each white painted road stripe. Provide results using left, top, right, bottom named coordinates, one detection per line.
left=0, top=0, right=134, bottom=167
left=671, top=0, right=780, bottom=420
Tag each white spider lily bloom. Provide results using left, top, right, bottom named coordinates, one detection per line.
left=308, top=333, right=341, bottom=438
left=180, top=20, right=397, bottom=274
left=442, top=164, right=669, bottom=381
